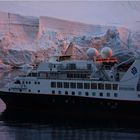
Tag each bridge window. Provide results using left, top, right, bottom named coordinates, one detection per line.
left=98, top=83, right=104, bottom=90
left=57, top=82, right=62, bottom=88
left=84, top=83, right=90, bottom=89
left=51, top=82, right=56, bottom=88
left=31, top=72, right=37, bottom=77
left=91, top=83, right=97, bottom=89
left=38, top=72, right=47, bottom=79
left=67, top=73, right=73, bottom=78
left=70, top=83, right=76, bottom=88
left=105, top=84, right=111, bottom=90
left=67, top=63, right=76, bottom=70
left=87, top=64, right=92, bottom=70
left=64, top=82, right=69, bottom=88
left=113, top=84, right=118, bottom=90
left=77, top=83, right=83, bottom=89
left=27, top=72, right=37, bottom=77
left=14, top=80, right=21, bottom=84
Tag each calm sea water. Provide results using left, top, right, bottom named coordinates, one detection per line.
left=0, top=69, right=140, bottom=140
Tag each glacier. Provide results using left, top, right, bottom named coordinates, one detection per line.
left=0, top=11, right=139, bottom=69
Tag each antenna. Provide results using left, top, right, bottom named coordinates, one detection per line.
left=127, top=31, right=131, bottom=49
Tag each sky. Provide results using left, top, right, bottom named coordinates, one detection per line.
left=0, top=1, right=140, bottom=31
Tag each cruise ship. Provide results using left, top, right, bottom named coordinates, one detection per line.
left=0, top=45, right=140, bottom=119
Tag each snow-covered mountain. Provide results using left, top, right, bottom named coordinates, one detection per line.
left=0, top=11, right=139, bottom=68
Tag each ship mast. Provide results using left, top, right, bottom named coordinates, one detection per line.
left=8, top=13, right=11, bottom=33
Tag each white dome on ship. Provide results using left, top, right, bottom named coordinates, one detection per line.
left=86, top=48, right=99, bottom=59
left=101, top=47, right=112, bottom=58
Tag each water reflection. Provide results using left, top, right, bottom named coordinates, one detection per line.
left=0, top=117, right=140, bottom=140
left=0, top=110, right=140, bottom=140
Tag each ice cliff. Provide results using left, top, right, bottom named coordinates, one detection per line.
left=0, top=11, right=139, bottom=68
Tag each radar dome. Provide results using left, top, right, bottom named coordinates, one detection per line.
left=86, top=48, right=99, bottom=59
left=101, top=47, right=112, bottom=58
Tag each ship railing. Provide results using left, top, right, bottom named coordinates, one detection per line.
left=59, top=69, right=92, bottom=72
left=114, top=56, right=135, bottom=69
left=37, top=76, right=91, bottom=80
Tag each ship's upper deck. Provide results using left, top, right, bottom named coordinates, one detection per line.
left=37, top=60, right=94, bottom=72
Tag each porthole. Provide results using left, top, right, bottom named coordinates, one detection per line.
left=28, top=89, right=31, bottom=92
left=35, top=82, right=37, bottom=84
left=65, top=91, right=68, bottom=95
left=92, top=92, right=96, bottom=96
left=72, top=91, right=75, bottom=95
left=58, top=91, right=61, bottom=94
left=107, top=93, right=110, bottom=97
left=78, top=91, right=82, bottom=95
left=100, top=92, right=103, bottom=96
left=38, top=90, right=40, bottom=93
left=38, top=82, right=40, bottom=84
left=114, top=93, right=118, bottom=97
left=52, top=90, right=55, bottom=94
left=85, top=92, right=89, bottom=96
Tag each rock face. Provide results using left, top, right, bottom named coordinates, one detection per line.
left=0, top=11, right=138, bottom=68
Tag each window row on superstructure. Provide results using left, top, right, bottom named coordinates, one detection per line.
left=51, top=82, right=118, bottom=90
left=51, top=90, right=118, bottom=98
left=27, top=71, right=90, bottom=80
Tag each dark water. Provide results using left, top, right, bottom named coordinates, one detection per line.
left=1, top=69, right=140, bottom=140
left=1, top=112, right=140, bottom=140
